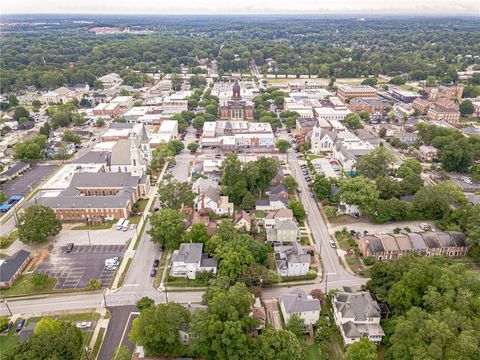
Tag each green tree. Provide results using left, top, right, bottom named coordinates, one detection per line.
left=18, top=205, right=62, bottom=244
left=0, top=190, right=6, bottom=203
left=131, top=303, right=190, bottom=356
left=150, top=209, right=184, bottom=249
left=344, top=113, right=364, bottom=129
left=51, top=111, right=71, bottom=128
left=158, top=179, right=195, bottom=210
left=439, top=138, right=474, bottom=172
left=39, top=122, right=51, bottom=137
left=184, top=223, right=210, bottom=244
left=215, top=242, right=255, bottom=280
left=241, top=191, right=256, bottom=211
left=12, top=106, right=29, bottom=122
left=189, top=75, right=207, bottom=89
left=413, top=181, right=466, bottom=219
left=459, top=99, right=475, bottom=115
left=356, top=145, right=395, bottom=179
left=150, top=143, right=175, bottom=173
left=187, top=142, right=199, bottom=153
left=338, top=176, right=379, bottom=215
left=275, top=139, right=292, bottom=153
left=375, top=176, right=401, bottom=199
left=113, top=117, right=127, bottom=123
left=169, top=139, right=185, bottom=154
left=62, top=130, right=81, bottom=144
left=85, top=278, right=102, bottom=290
left=313, top=175, right=332, bottom=200
left=95, top=118, right=105, bottom=127
left=285, top=314, right=305, bottom=339
left=5, top=318, right=82, bottom=360
left=256, top=326, right=306, bottom=360
left=288, top=199, right=306, bottom=222
left=397, top=158, right=422, bottom=177
left=8, top=94, right=19, bottom=107
left=14, top=140, right=42, bottom=160
left=30, top=271, right=49, bottom=286
left=361, top=77, right=378, bottom=86
left=284, top=175, right=297, bottom=191
left=136, top=296, right=155, bottom=311
left=399, top=173, right=424, bottom=196
left=221, top=154, right=248, bottom=205
left=171, top=74, right=183, bottom=91
left=345, top=337, right=377, bottom=360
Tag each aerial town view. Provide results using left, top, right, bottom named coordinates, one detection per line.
left=0, top=1, right=479, bottom=359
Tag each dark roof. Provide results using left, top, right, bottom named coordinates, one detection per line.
left=19, top=120, right=35, bottom=129
left=448, top=231, right=467, bottom=247
left=1, top=161, right=30, bottom=177
left=109, top=122, right=134, bottom=129
left=73, top=151, right=110, bottom=164
left=365, top=235, right=384, bottom=253
left=0, top=250, right=31, bottom=283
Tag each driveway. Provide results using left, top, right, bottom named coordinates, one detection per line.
left=98, top=305, right=137, bottom=360
left=263, top=299, right=283, bottom=330
left=37, top=245, right=125, bottom=289
left=329, top=220, right=436, bottom=235
left=53, top=227, right=134, bottom=246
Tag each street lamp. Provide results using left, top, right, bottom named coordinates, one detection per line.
left=2, top=297, right=12, bottom=316
left=87, top=230, right=92, bottom=246
left=102, top=288, right=108, bottom=310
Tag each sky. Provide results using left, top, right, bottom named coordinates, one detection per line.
left=2, top=0, right=479, bottom=15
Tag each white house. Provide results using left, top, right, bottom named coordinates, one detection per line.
left=98, top=73, right=122, bottom=88
left=332, top=289, right=385, bottom=345
left=274, top=242, right=311, bottom=277
left=194, top=187, right=234, bottom=216
left=266, top=219, right=301, bottom=243
left=279, top=289, right=320, bottom=326
left=264, top=208, right=294, bottom=228
left=171, top=243, right=217, bottom=280
left=255, top=195, right=288, bottom=212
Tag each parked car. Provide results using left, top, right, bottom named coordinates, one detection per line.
left=76, top=321, right=92, bottom=329
left=153, top=259, right=160, bottom=268
left=16, top=319, right=25, bottom=332
left=66, top=243, right=74, bottom=253
left=150, top=269, right=157, bottom=278
left=350, top=230, right=357, bottom=237
left=129, top=223, right=135, bottom=230
left=329, top=240, right=336, bottom=248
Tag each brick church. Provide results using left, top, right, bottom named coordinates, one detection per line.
left=218, top=80, right=254, bottom=119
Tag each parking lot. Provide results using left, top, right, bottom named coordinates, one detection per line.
left=54, top=227, right=134, bottom=246
left=37, top=245, right=125, bottom=289
left=0, top=164, right=57, bottom=197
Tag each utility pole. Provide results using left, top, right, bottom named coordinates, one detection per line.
left=102, top=288, right=108, bottom=309
left=165, top=283, right=169, bottom=304
left=2, top=297, right=12, bottom=317
left=87, top=230, right=92, bottom=246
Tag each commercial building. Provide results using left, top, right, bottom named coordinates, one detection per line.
left=0, top=250, right=32, bottom=289
left=337, top=85, right=377, bottom=101
left=389, top=88, right=420, bottom=103
left=92, top=102, right=122, bottom=117
left=218, top=81, right=254, bottom=119
left=313, top=107, right=351, bottom=121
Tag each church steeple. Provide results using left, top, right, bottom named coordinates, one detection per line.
left=232, top=80, right=241, bottom=100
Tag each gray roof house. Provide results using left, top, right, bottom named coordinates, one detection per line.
left=279, top=289, right=320, bottom=325
left=333, top=290, right=385, bottom=345
left=0, top=250, right=31, bottom=289
left=266, top=219, right=301, bottom=243
left=171, top=243, right=217, bottom=280
left=274, top=242, right=311, bottom=277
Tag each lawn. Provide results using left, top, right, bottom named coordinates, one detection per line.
left=307, top=343, right=321, bottom=360
left=71, top=221, right=114, bottom=230
left=128, top=215, right=142, bottom=225
left=0, top=319, right=20, bottom=357
left=0, top=230, right=19, bottom=249
left=132, top=199, right=149, bottom=213
left=0, top=274, right=57, bottom=297
left=90, top=327, right=105, bottom=360
left=255, top=210, right=265, bottom=218
left=117, top=258, right=132, bottom=288
left=26, top=312, right=101, bottom=326
left=267, top=253, right=276, bottom=271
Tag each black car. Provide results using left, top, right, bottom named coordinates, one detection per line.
left=2, top=321, right=13, bottom=334
left=350, top=230, right=357, bottom=237
left=16, top=319, right=25, bottom=332
left=153, top=259, right=160, bottom=268
left=66, top=243, right=74, bottom=253
left=150, top=269, right=157, bottom=277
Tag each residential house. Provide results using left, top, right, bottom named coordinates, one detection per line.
left=280, top=289, right=320, bottom=326
left=0, top=250, right=32, bottom=289
left=418, top=145, right=438, bottom=162
left=255, top=195, right=288, bottom=212
left=194, top=186, right=234, bottom=216
left=98, top=73, right=122, bottom=88
left=264, top=208, right=294, bottom=228
left=332, top=289, right=385, bottom=345
left=266, top=219, right=301, bottom=243
left=171, top=243, right=217, bottom=279
left=235, top=210, right=251, bottom=232
left=274, top=242, right=311, bottom=277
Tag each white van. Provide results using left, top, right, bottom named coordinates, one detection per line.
left=116, top=218, right=125, bottom=230
left=122, top=220, right=130, bottom=231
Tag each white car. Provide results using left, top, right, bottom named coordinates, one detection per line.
left=76, top=321, right=92, bottom=329
left=130, top=223, right=136, bottom=230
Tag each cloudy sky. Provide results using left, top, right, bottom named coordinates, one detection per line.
left=2, top=0, right=479, bottom=14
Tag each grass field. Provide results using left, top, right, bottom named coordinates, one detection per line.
left=71, top=221, right=114, bottom=230
left=0, top=274, right=57, bottom=297
left=0, top=319, right=20, bottom=357
left=0, top=230, right=19, bottom=249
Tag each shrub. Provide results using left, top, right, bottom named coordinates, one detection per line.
left=393, top=227, right=402, bottom=234
left=31, top=271, right=49, bottom=286
left=363, top=256, right=375, bottom=266
left=85, top=279, right=103, bottom=290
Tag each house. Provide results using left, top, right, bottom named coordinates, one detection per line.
left=98, top=73, right=122, bottom=88
left=255, top=195, right=288, bottom=212
left=192, top=178, right=219, bottom=194
left=266, top=219, right=301, bottom=243
left=0, top=250, right=32, bottom=289
left=194, top=187, right=234, bottom=216
left=264, top=208, right=294, bottom=228
left=171, top=243, right=217, bottom=279
left=183, top=209, right=218, bottom=236
left=235, top=210, right=251, bottom=232
left=418, top=145, right=438, bottom=162
left=19, top=120, right=35, bottom=130
left=267, top=184, right=289, bottom=199
left=332, top=289, right=385, bottom=345
left=251, top=297, right=266, bottom=332
left=274, top=242, right=311, bottom=277
left=279, top=289, right=320, bottom=326
left=337, top=202, right=360, bottom=216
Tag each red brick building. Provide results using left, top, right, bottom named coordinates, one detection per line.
left=218, top=81, right=254, bottom=119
